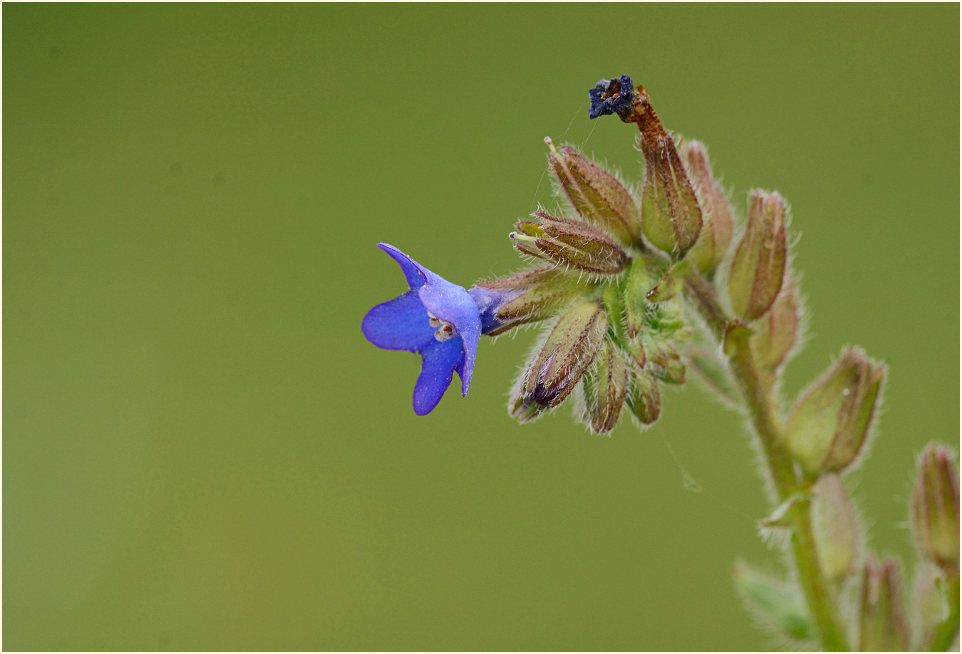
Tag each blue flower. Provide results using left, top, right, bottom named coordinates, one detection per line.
left=362, top=243, right=482, bottom=415
left=588, top=75, right=635, bottom=120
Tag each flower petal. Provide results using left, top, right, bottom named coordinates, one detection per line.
left=377, top=243, right=428, bottom=290
left=419, top=282, right=481, bottom=396
left=413, top=336, right=464, bottom=415
left=361, top=290, right=434, bottom=352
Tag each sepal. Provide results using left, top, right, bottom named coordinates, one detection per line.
left=728, top=190, right=788, bottom=322
left=546, top=137, right=640, bottom=244
left=509, top=300, right=608, bottom=419
left=511, top=211, right=629, bottom=275
left=785, top=347, right=885, bottom=474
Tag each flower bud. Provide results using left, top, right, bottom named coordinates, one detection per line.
left=644, top=334, right=685, bottom=385
left=858, top=558, right=909, bottom=651
left=470, top=267, right=581, bottom=336
left=626, top=367, right=661, bottom=427
left=546, top=138, right=640, bottom=244
left=728, top=190, right=788, bottom=322
left=786, top=347, right=885, bottom=474
left=750, top=272, right=800, bottom=375
left=510, top=300, right=607, bottom=419
left=623, top=255, right=665, bottom=339
left=811, top=474, right=860, bottom=583
left=623, top=87, right=702, bottom=258
left=911, top=444, right=960, bottom=569
left=681, top=141, right=735, bottom=274
left=645, top=259, right=690, bottom=304
left=511, top=211, right=629, bottom=275
left=580, top=339, right=628, bottom=434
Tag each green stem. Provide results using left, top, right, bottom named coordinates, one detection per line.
left=930, top=568, right=960, bottom=651
left=683, top=273, right=849, bottom=650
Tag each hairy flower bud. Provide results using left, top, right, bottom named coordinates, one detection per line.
left=728, top=190, right=788, bottom=322
left=645, top=334, right=686, bottom=385
left=645, top=259, right=690, bottom=304
left=471, top=268, right=580, bottom=336
left=750, top=272, right=800, bottom=375
left=682, top=140, right=735, bottom=274
left=626, top=367, right=661, bottom=427
left=511, top=211, right=629, bottom=275
left=786, top=347, right=885, bottom=474
left=546, top=137, right=640, bottom=244
left=911, top=444, right=960, bottom=569
left=623, top=255, right=665, bottom=339
left=580, top=339, right=628, bottom=434
left=510, top=300, right=607, bottom=419
left=602, top=87, right=703, bottom=258
left=858, top=558, right=909, bottom=651
left=811, top=474, right=860, bottom=583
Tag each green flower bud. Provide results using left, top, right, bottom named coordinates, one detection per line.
left=545, top=137, right=639, bottom=245
left=811, top=474, right=860, bottom=583
left=645, top=259, right=690, bottom=304
left=728, top=190, right=788, bottom=322
left=472, top=267, right=582, bottom=336
left=786, top=347, right=885, bottom=474
left=624, top=255, right=665, bottom=339
left=858, top=558, right=909, bottom=652
left=911, top=444, right=960, bottom=569
left=626, top=367, right=661, bottom=427
left=580, top=339, right=628, bottom=434
left=631, top=88, right=702, bottom=258
left=511, top=211, right=629, bottom=275
left=681, top=140, right=735, bottom=275
left=750, top=272, right=800, bottom=375
left=644, top=334, right=685, bottom=385
left=510, top=300, right=607, bottom=420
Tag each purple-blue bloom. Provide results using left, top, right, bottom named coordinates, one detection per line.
left=362, top=243, right=481, bottom=416
left=588, top=75, right=635, bottom=120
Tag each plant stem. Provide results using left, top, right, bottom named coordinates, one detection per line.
left=930, top=567, right=960, bottom=651
left=684, top=273, right=850, bottom=650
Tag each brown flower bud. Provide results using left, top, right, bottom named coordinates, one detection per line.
left=510, top=300, right=608, bottom=419
left=911, top=444, right=960, bottom=569
left=681, top=141, right=735, bottom=274
left=511, top=211, right=629, bottom=275
left=580, top=339, right=628, bottom=434
left=728, top=190, right=788, bottom=322
left=545, top=137, right=640, bottom=244
left=858, top=558, right=909, bottom=651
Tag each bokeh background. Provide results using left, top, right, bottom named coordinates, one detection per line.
left=3, top=3, right=958, bottom=651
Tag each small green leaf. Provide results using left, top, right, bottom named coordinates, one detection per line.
left=734, top=560, right=816, bottom=643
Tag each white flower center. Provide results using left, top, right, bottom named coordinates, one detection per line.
left=427, top=312, right=457, bottom=342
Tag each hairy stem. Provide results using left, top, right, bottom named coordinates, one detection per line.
left=683, top=272, right=849, bottom=650
left=930, top=568, right=960, bottom=651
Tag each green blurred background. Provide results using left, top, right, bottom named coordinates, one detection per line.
left=3, top=3, right=958, bottom=650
